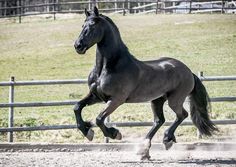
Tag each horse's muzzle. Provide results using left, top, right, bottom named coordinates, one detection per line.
left=74, top=42, right=87, bottom=54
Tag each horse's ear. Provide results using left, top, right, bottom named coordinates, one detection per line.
left=94, top=6, right=99, bottom=16
left=85, top=8, right=90, bottom=17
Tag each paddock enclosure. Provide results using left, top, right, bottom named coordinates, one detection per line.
left=1, top=0, right=236, bottom=23
left=1, top=13, right=236, bottom=142
left=0, top=73, right=236, bottom=143
left=0, top=2, right=236, bottom=166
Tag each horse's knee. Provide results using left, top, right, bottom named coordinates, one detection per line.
left=182, top=110, right=188, bottom=118
left=73, top=103, right=80, bottom=112
left=73, top=102, right=85, bottom=112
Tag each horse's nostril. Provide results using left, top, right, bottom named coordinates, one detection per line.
left=75, top=42, right=82, bottom=50
left=77, top=43, right=82, bottom=49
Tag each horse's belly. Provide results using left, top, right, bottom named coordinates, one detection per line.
left=125, top=87, right=166, bottom=103
left=126, top=95, right=164, bottom=103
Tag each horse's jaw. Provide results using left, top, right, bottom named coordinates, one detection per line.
left=75, top=47, right=87, bottom=54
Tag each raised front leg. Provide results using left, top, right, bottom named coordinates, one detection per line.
left=96, top=100, right=122, bottom=140
left=74, top=92, right=101, bottom=141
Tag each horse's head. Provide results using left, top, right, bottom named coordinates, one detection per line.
left=74, top=7, right=104, bottom=54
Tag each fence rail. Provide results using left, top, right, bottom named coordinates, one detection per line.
left=1, top=120, right=236, bottom=133
left=0, top=79, right=87, bottom=86
left=0, top=97, right=236, bottom=108
left=0, top=0, right=235, bottom=23
left=0, top=72, right=236, bottom=142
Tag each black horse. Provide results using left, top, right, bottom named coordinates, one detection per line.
left=73, top=7, right=217, bottom=160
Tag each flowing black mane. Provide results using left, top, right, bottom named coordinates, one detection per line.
left=99, top=14, right=135, bottom=59
left=100, top=14, right=120, bottom=35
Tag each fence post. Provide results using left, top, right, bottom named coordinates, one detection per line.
left=211, top=0, right=213, bottom=14
left=196, top=71, right=203, bottom=139
left=18, top=0, right=22, bottom=23
left=4, top=0, right=7, bottom=16
left=128, top=0, right=131, bottom=13
left=163, top=1, right=166, bottom=14
left=91, top=0, right=97, bottom=8
left=137, top=2, right=140, bottom=13
left=115, top=0, right=117, bottom=12
left=122, top=1, right=126, bottom=16
left=104, top=116, right=110, bottom=143
left=156, top=0, right=159, bottom=14
left=53, top=0, right=56, bottom=20
left=8, top=76, right=15, bottom=142
left=189, top=0, right=192, bottom=14
left=221, top=0, right=224, bottom=13
left=88, top=0, right=91, bottom=10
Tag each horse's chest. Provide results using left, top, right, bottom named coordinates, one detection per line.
left=88, top=70, right=113, bottom=101
left=88, top=62, right=139, bottom=102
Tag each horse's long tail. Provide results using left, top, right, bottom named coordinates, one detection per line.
left=189, top=74, right=218, bottom=136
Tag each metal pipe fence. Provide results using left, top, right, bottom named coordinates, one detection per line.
left=0, top=0, right=235, bottom=23
left=0, top=72, right=236, bottom=142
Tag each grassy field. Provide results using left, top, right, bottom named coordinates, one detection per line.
left=0, top=14, right=236, bottom=143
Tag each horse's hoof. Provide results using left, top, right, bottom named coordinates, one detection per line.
left=137, top=139, right=151, bottom=160
left=137, top=148, right=151, bottom=160
left=86, top=128, right=94, bottom=141
left=163, top=140, right=174, bottom=150
left=115, top=131, right=122, bottom=140
left=140, top=154, right=151, bottom=160
left=137, top=149, right=151, bottom=160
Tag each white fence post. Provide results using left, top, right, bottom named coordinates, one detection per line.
left=8, top=76, right=15, bottom=142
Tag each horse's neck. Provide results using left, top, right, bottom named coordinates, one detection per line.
left=95, top=49, right=104, bottom=75
left=95, top=34, right=131, bottom=74
left=95, top=46, right=122, bottom=75
left=94, top=20, right=136, bottom=74
left=97, top=45, right=135, bottom=71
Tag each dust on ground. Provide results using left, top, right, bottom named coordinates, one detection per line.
left=0, top=149, right=235, bottom=167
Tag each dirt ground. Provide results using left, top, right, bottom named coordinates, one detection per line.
left=0, top=143, right=236, bottom=167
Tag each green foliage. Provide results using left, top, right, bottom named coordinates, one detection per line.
left=22, top=118, right=37, bottom=127
left=0, top=118, right=8, bottom=127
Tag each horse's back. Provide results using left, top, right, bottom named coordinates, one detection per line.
left=144, top=57, right=187, bottom=71
left=144, top=57, right=194, bottom=80
left=144, top=57, right=194, bottom=85
left=126, top=57, right=194, bottom=103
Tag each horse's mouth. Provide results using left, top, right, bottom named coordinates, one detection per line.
left=76, top=47, right=87, bottom=54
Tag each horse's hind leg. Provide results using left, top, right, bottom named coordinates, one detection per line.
left=137, top=96, right=166, bottom=160
left=163, top=97, right=188, bottom=150
left=74, top=92, right=102, bottom=141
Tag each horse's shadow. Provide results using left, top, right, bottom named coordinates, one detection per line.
left=177, top=159, right=236, bottom=165
left=121, top=158, right=236, bottom=165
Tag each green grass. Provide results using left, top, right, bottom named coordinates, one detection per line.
left=0, top=14, right=236, bottom=143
